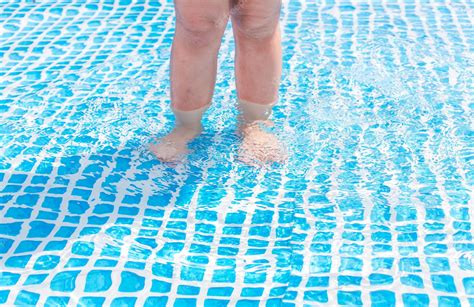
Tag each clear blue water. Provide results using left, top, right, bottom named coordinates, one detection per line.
left=0, top=0, right=473, bottom=306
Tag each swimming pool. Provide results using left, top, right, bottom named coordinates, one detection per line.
left=0, top=0, right=473, bottom=305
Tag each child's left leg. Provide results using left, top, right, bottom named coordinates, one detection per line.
left=231, top=0, right=286, bottom=164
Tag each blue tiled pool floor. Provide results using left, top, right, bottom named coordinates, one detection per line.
left=0, top=0, right=473, bottom=306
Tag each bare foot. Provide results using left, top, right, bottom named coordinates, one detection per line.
left=238, top=121, right=287, bottom=166
left=149, top=126, right=202, bottom=162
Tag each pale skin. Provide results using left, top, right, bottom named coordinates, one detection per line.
left=150, top=0, right=286, bottom=164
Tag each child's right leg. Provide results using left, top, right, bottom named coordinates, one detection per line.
left=151, top=0, right=230, bottom=161
left=231, top=0, right=286, bottom=165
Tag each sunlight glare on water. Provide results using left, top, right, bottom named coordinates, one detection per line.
left=0, top=0, right=473, bottom=306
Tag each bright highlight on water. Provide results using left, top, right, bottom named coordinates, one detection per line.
left=0, top=0, right=473, bottom=306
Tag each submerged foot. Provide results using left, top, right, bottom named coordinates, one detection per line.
left=238, top=121, right=287, bottom=166
left=149, top=126, right=202, bottom=162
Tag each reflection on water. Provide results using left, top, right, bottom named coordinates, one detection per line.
left=0, top=0, right=473, bottom=306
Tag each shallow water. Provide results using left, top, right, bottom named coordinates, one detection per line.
left=0, top=0, right=473, bottom=306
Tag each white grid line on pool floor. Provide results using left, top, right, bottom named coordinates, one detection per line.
left=1, top=0, right=473, bottom=305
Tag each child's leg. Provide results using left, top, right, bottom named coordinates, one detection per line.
left=151, top=0, right=230, bottom=161
left=230, top=0, right=286, bottom=165
left=231, top=0, right=282, bottom=106
left=171, top=0, right=230, bottom=111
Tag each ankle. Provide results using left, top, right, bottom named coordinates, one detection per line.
left=172, top=103, right=210, bottom=131
left=174, top=124, right=203, bottom=134
left=237, top=98, right=277, bottom=125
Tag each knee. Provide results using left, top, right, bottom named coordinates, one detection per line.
left=176, top=10, right=228, bottom=48
left=232, top=13, right=280, bottom=41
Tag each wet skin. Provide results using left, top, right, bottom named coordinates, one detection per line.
left=151, top=0, right=286, bottom=164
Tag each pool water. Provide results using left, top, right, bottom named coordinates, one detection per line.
left=0, top=0, right=473, bottom=306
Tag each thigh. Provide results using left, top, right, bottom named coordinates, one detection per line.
left=231, top=0, right=282, bottom=36
left=174, top=0, right=231, bottom=33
